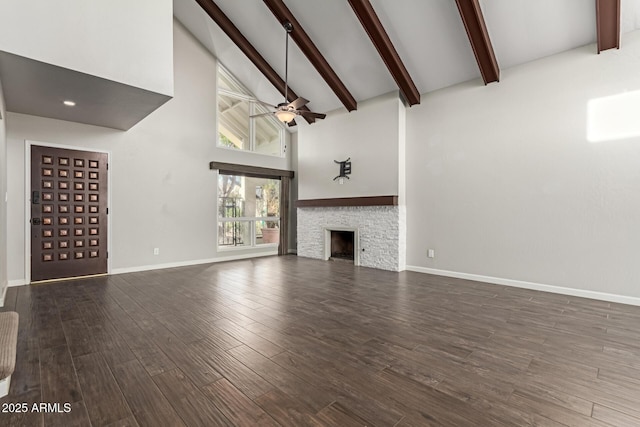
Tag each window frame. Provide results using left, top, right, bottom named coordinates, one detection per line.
left=216, top=65, right=285, bottom=158
left=216, top=172, right=281, bottom=252
left=211, top=161, right=293, bottom=255
left=217, top=217, right=282, bottom=250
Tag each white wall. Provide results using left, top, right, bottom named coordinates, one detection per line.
left=0, top=77, right=7, bottom=302
left=0, top=0, right=174, bottom=96
left=297, top=93, right=403, bottom=200
left=6, top=20, right=290, bottom=283
left=406, top=30, right=640, bottom=299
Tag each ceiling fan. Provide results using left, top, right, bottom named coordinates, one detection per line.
left=250, top=22, right=326, bottom=127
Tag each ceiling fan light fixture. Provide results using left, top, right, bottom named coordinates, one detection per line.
left=247, top=21, right=324, bottom=127
left=275, top=109, right=296, bottom=123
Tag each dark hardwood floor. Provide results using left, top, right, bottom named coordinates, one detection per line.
left=2, top=255, right=640, bottom=426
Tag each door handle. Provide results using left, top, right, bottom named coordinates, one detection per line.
left=32, top=191, right=40, bottom=204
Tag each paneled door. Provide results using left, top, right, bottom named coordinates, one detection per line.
left=30, top=145, right=108, bottom=282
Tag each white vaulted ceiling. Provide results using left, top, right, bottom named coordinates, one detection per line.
left=174, top=0, right=640, bottom=116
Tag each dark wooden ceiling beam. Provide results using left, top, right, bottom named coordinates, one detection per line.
left=195, top=0, right=314, bottom=123
left=263, top=0, right=357, bottom=112
left=455, top=0, right=499, bottom=85
left=596, top=0, right=621, bottom=53
left=347, top=0, right=420, bottom=106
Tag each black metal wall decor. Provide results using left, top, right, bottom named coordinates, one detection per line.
left=333, top=158, right=351, bottom=182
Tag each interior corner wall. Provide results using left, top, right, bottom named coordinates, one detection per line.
left=0, top=0, right=174, bottom=96
left=406, top=30, right=640, bottom=299
left=397, top=99, right=407, bottom=206
left=397, top=100, right=407, bottom=269
left=297, top=93, right=402, bottom=200
left=288, top=132, right=299, bottom=252
left=0, top=77, right=7, bottom=302
left=5, top=20, right=290, bottom=282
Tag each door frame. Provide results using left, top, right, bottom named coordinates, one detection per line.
left=24, top=140, right=112, bottom=284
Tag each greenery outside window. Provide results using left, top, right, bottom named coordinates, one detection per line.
left=218, top=173, right=280, bottom=249
left=217, top=66, right=284, bottom=157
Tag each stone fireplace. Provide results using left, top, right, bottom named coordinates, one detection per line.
left=296, top=197, right=405, bottom=272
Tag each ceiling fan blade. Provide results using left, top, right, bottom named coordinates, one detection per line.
left=287, top=119, right=297, bottom=127
left=297, top=110, right=326, bottom=120
left=288, top=97, right=309, bottom=110
left=249, top=112, right=274, bottom=118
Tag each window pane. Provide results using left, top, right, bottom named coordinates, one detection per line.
left=217, top=173, right=280, bottom=250
left=255, top=219, right=280, bottom=245
left=218, top=221, right=250, bottom=247
left=218, top=174, right=245, bottom=217
left=253, top=112, right=281, bottom=156
left=218, top=196, right=245, bottom=218
left=254, top=178, right=280, bottom=218
left=219, top=93, right=249, bottom=150
left=217, top=65, right=285, bottom=157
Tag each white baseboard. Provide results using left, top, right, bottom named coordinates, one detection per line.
left=111, top=252, right=277, bottom=275
left=8, top=253, right=279, bottom=282
left=8, top=280, right=26, bottom=287
left=405, top=265, right=640, bottom=307
left=0, top=286, right=6, bottom=307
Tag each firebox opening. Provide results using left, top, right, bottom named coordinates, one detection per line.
left=330, top=230, right=355, bottom=261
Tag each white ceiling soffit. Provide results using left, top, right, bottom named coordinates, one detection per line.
left=175, top=0, right=640, bottom=115
left=0, top=51, right=171, bottom=130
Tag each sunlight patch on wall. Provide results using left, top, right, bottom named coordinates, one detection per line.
left=587, top=90, right=640, bottom=143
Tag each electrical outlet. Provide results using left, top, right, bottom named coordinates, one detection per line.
left=153, top=248, right=160, bottom=255
left=427, top=249, right=435, bottom=258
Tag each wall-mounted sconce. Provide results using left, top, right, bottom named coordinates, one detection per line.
left=333, top=158, right=351, bottom=185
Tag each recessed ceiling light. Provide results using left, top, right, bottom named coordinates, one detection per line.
left=63, top=100, right=76, bottom=107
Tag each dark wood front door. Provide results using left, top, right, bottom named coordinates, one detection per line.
left=31, top=145, right=108, bottom=282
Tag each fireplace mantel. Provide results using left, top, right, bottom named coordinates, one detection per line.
left=296, top=195, right=397, bottom=208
